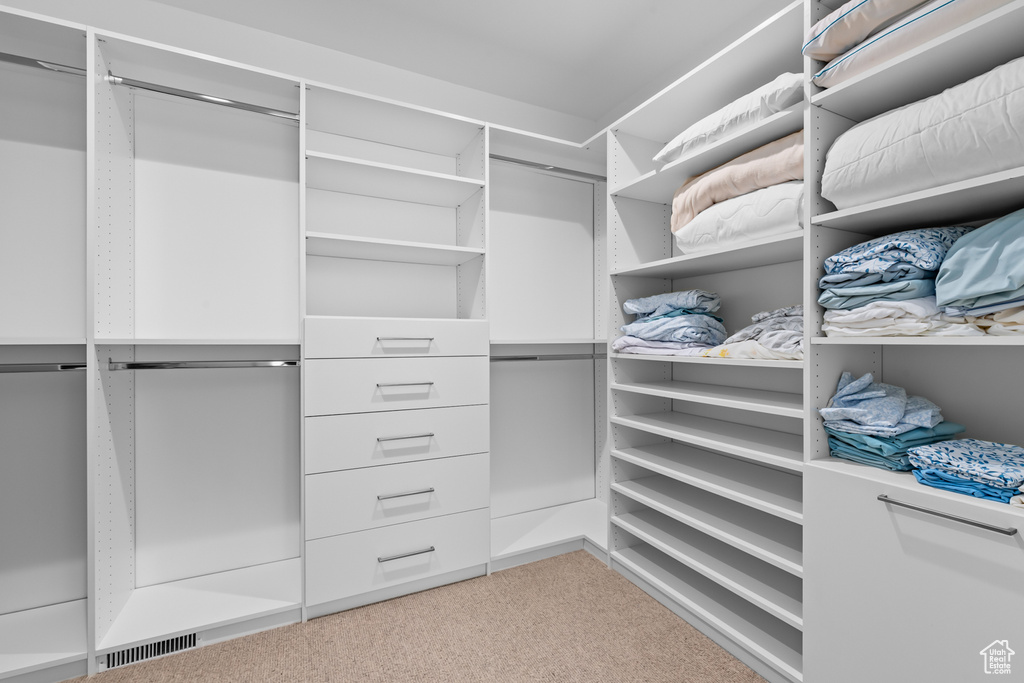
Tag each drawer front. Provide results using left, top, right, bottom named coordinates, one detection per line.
left=304, top=356, right=488, bottom=416
left=305, top=405, right=489, bottom=473
left=305, top=317, right=489, bottom=358
left=306, top=453, right=489, bottom=539
left=305, top=508, right=489, bottom=606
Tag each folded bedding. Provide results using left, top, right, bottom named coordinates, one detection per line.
left=616, top=289, right=726, bottom=351
left=908, top=438, right=1024, bottom=489
left=803, top=0, right=930, bottom=61
left=820, top=226, right=972, bottom=284
left=671, top=131, right=804, bottom=234
left=820, top=371, right=943, bottom=437
left=826, top=420, right=965, bottom=458
left=971, top=307, right=1024, bottom=335
left=620, top=313, right=727, bottom=346
left=699, top=305, right=804, bottom=360
left=822, top=296, right=986, bottom=336
left=673, top=182, right=803, bottom=255
left=699, top=339, right=803, bottom=361
left=653, top=72, right=803, bottom=165
left=912, top=468, right=1021, bottom=503
left=622, top=289, right=720, bottom=317
left=821, top=56, right=1024, bottom=210
left=936, top=207, right=1024, bottom=315
left=818, top=278, right=935, bottom=310
left=811, top=0, right=1016, bottom=89
left=611, top=336, right=708, bottom=356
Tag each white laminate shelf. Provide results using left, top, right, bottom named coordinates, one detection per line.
left=613, top=476, right=803, bottom=576
left=812, top=0, right=1024, bottom=122
left=812, top=336, right=1024, bottom=346
left=305, top=152, right=484, bottom=207
left=96, top=559, right=301, bottom=653
left=611, top=412, right=803, bottom=472
left=614, top=545, right=803, bottom=682
left=0, top=600, right=86, bottom=679
left=611, top=232, right=803, bottom=279
left=0, top=338, right=87, bottom=346
left=613, top=445, right=803, bottom=523
left=613, top=510, right=803, bottom=630
left=305, top=232, right=484, bottom=266
left=612, top=106, right=803, bottom=203
left=811, top=166, right=1024, bottom=234
left=611, top=380, right=802, bottom=418
left=490, top=339, right=606, bottom=345
left=610, top=352, right=803, bottom=370
left=93, top=338, right=301, bottom=346
left=491, top=499, right=608, bottom=561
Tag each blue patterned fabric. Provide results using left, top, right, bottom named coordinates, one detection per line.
left=908, top=438, right=1024, bottom=489
left=817, top=278, right=935, bottom=310
left=913, top=468, right=1019, bottom=503
left=819, top=372, right=943, bottom=436
left=819, top=265, right=932, bottom=290
left=620, top=313, right=727, bottom=345
left=936, top=207, right=1024, bottom=311
left=623, top=290, right=720, bottom=317
left=822, top=226, right=974, bottom=277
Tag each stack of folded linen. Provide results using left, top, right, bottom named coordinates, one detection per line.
left=936, top=207, right=1024, bottom=333
left=612, top=289, right=727, bottom=356
left=819, top=372, right=963, bottom=470
left=700, top=305, right=804, bottom=360
left=908, top=439, right=1024, bottom=504
left=818, top=226, right=984, bottom=336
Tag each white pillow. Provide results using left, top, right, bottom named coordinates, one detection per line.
left=802, top=0, right=929, bottom=61
left=653, top=72, right=803, bottom=165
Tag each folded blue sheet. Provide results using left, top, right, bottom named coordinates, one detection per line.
left=936, top=207, right=1024, bottom=312
left=825, top=421, right=965, bottom=457
left=817, top=278, right=935, bottom=310
left=913, top=468, right=1019, bottom=503
left=829, top=441, right=913, bottom=471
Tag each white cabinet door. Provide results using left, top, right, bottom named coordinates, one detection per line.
left=805, top=463, right=1024, bottom=683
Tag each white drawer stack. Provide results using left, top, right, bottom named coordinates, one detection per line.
left=302, top=317, right=490, bottom=614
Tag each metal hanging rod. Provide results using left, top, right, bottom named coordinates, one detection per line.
left=108, top=360, right=299, bottom=371
left=106, top=72, right=299, bottom=121
left=0, top=51, right=86, bottom=77
left=490, top=154, right=606, bottom=182
left=490, top=353, right=607, bottom=363
left=0, top=362, right=86, bottom=374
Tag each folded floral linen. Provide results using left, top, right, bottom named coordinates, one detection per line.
left=700, top=305, right=803, bottom=359
left=699, top=339, right=803, bottom=361
left=912, top=468, right=1020, bottom=503
left=936, top=207, right=1024, bottom=315
left=907, top=438, right=1024, bottom=489
left=820, top=372, right=942, bottom=437
left=821, top=227, right=974, bottom=284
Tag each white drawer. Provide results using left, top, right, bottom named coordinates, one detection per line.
left=305, top=405, right=489, bottom=473
left=305, top=508, right=489, bottom=606
left=304, top=356, right=488, bottom=416
left=305, top=317, right=489, bottom=358
left=305, top=453, right=489, bottom=539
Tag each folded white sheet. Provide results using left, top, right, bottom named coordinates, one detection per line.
left=699, top=339, right=803, bottom=360
left=822, top=296, right=986, bottom=336
left=674, top=182, right=803, bottom=254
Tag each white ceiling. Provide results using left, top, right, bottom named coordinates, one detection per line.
left=149, top=0, right=793, bottom=122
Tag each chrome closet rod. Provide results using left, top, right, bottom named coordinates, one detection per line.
left=490, top=354, right=607, bottom=363
left=106, top=72, right=299, bottom=121
left=0, top=51, right=86, bottom=77
left=108, top=360, right=299, bottom=371
left=489, top=154, right=606, bottom=182
left=0, top=362, right=86, bottom=374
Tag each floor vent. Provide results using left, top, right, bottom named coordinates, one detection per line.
left=105, top=633, right=197, bottom=669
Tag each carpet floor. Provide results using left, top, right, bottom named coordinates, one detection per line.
left=71, top=550, right=767, bottom=682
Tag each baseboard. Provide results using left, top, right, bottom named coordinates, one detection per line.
left=1, top=659, right=87, bottom=683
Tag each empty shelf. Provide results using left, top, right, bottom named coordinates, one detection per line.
left=612, top=380, right=802, bottom=418
left=612, top=107, right=803, bottom=203
left=306, top=152, right=484, bottom=207
left=613, top=444, right=803, bottom=523
left=614, top=544, right=803, bottom=682
left=811, top=166, right=1024, bottom=235
left=610, top=352, right=804, bottom=369
left=491, top=499, right=608, bottom=561
left=97, top=558, right=301, bottom=653
left=305, top=232, right=484, bottom=266
left=611, top=232, right=803, bottom=279
left=0, top=600, right=87, bottom=679
left=614, top=510, right=803, bottom=629
left=611, top=412, right=803, bottom=472
left=613, top=475, right=802, bottom=575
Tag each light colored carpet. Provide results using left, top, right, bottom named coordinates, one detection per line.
left=71, top=550, right=767, bottom=682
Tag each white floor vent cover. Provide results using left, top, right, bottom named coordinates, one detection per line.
left=104, top=633, right=198, bottom=670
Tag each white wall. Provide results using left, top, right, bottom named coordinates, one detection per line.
left=1, top=0, right=598, bottom=141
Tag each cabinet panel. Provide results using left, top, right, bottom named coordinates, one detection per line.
left=304, top=356, right=488, bottom=416
left=304, top=317, right=488, bottom=359
left=305, top=405, right=489, bottom=473
left=805, top=464, right=1024, bottom=682
left=305, top=509, right=489, bottom=606
left=305, top=453, right=489, bottom=539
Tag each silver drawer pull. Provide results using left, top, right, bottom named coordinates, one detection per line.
left=377, top=337, right=434, bottom=342
left=376, top=382, right=434, bottom=388
left=377, top=432, right=434, bottom=443
left=378, top=546, right=435, bottom=563
left=377, top=487, right=435, bottom=501
left=877, top=494, right=1018, bottom=536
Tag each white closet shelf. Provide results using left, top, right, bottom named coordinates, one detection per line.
left=491, top=499, right=608, bottom=562
left=93, top=338, right=301, bottom=346
left=613, top=476, right=803, bottom=576
left=96, top=558, right=300, bottom=653
left=490, top=339, right=606, bottom=345
left=812, top=0, right=1024, bottom=121
left=305, top=232, right=484, bottom=266
left=305, top=152, right=484, bottom=207
left=811, top=166, right=1024, bottom=234
left=0, top=599, right=86, bottom=679
left=613, top=445, right=803, bottom=523
left=610, top=352, right=803, bottom=369
left=611, top=232, right=803, bottom=279
left=812, top=336, right=1024, bottom=346
left=611, top=380, right=802, bottom=418
left=613, top=545, right=803, bottom=682
left=613, top=511, right=803, bottom=630
left=611, top=107, right=803, bottom=203
left=611, top=412, right=803, bottom=472
left=0, top=337, right=86, bottom=345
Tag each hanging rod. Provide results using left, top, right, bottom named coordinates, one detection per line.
left=108, top=359, right=299, bottom=371
left=490, top=353, right=607, bottom=363
left=490, top=154, right=606, bottom=182
left=0, top=362, right=86, bottom=374
left=105, top=71, right=299, bottom=121
left=0, top=51, right=86, bottom=77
